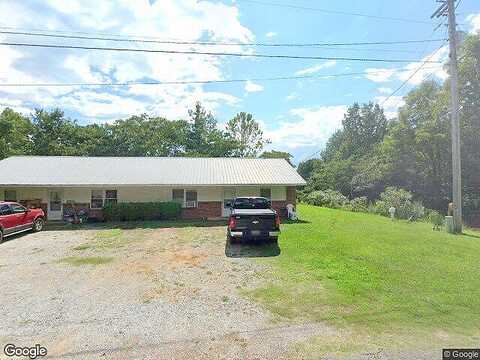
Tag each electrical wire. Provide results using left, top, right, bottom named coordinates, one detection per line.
left=0, top=66, right=444, bottom=87
left=0, top=42, right=445, bottom=63
left=380, top=44, right=447, bottom=106
left=236, top=0, right=432, bottom=24
left=0, top=29, right=447, bottom=48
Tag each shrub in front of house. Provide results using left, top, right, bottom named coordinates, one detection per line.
left=102, top=202, right=182, bottom=221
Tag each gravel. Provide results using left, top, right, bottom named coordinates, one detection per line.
left=0, top=226, right=330, bottom=359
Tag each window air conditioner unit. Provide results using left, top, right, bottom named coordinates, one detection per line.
left=185, top=201, right=197, bottom=208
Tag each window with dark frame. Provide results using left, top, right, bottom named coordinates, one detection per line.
left=185, top=190, right=198, bottom=208
left=172, top=189, right=184, bottom=204
left=91, top=190, right=104, bottom=209
left=4, top=190, right=17, bottom=202
left=260, top=188, right=271, bottom=199
left=105, top=190, right=118, bottom=206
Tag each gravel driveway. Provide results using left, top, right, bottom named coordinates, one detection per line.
left=0, top=224, right=330, bottom=360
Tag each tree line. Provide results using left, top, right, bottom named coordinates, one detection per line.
left=298, top=34, right=480, bottom=217
left=0, top=102, right=277, bottom=160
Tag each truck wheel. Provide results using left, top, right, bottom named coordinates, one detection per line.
left=0, top=229, right=3, bottom=244
left=269, top=237, right=278, bottom=244
left=33, top=218, right=44, bottom=232
left=228, top=234, right=239, bottom=244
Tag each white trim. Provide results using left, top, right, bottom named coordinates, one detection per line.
left=3, top=227, right=33, bottom=238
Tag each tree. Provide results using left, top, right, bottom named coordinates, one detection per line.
left=339, top=102, right=387, bottom=160
left=31, top=109, right=83, bottom=156
left=104, top=115, right=188, bottom=157
left=0, top=108, right=33, bottom=159
left=297, top=158, right=322, bottom=180
left=185, top=102, right=235, bottom=157
left=226, top=112, right=269, bottom=157
left=260, top=150, right=293, bottom=165
left=385, top=80, right=451, bottom=210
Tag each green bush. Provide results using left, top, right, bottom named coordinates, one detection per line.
left=102, top=202, right=181, bottom=222
left=348, top=196, right=368, bottom=212
left=304, top=189, right=349, bottom=209
left=373, top=187, right=425, bottom=220
left=426, top=209, right=444, bottom=226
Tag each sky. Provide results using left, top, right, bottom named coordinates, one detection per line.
left=0, top=0, right=479, bottom=163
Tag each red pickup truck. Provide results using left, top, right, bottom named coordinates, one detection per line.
left=0, top=202, right=45, bottom=243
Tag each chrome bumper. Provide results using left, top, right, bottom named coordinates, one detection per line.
left=229, top=230, right=280, bottom=237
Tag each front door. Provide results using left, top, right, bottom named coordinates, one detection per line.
left=48, top=190, right=63, bottom=220
left=222, top=188, right=236, bottom=217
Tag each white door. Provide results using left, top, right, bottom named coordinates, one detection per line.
left=48, top=190, right=63, bottom=220
left=222, top=188, right=236, bottom=217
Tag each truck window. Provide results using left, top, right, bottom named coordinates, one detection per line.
left=233, top=198, right=270, bottom=209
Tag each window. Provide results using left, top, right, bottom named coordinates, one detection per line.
left=185, top=190, right=198, bottom=208
left=11, top=204, right=27, bottom=213
left=233, top=197, right=270, bottom=209
left=105, top=190, right=117, bottom=206
left=4, top=190, right=17, bottom=202
left=172, top=189, right=184, bottom=204
left=260, top=188, right=271, bottom=199
left=0, top=205, right=12, bottom=216
left=91, top=190, right=104, bottom=209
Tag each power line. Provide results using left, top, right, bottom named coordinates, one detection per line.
left=0, top=66, right=444, bottom=88
left=236, top=0, right=432, bottom=24
left=0, top=29, right=447, bottom=48
left=380, top=44, right=447, bottom=106
left=0, top=42, right=445, bottom=63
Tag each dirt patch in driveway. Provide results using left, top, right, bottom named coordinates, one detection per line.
left=0, top=224, right=331, bottom=359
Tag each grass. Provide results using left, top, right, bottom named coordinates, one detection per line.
left=58, top=256, right=113, bottom=266
left=247, top=204, right=480, bottom=334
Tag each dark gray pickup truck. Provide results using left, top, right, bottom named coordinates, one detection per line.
left=226, top=197, right=280, bottom=243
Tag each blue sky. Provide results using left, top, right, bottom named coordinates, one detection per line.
left=0, top=0, right=479, bottom=163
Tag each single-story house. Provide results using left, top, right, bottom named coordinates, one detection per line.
left=0, top=156, right=306, bottom=221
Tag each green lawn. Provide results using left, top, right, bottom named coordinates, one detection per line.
left=248, top=204, right=480, bottom=334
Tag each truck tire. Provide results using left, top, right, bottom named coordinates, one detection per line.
left=228, top=234, right=239, bottom=244
left=33, top=218, right=44, bottom=232
left=269, top=236, right=278, bottom=244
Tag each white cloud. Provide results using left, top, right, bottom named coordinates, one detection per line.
left=285, top=92, right=299, bottom=101
left=378, top=87, right=392, bottom=94
left=0, top=0, right=253, bottom=120
left=364, top=46, right=449, bottom=86
left=265, top=31, right=277, bottom=38
left=364, top=68, right=396, bottom=83
left=374, top=95, right=405, bottom=119
left=295, top=60, right=337, bottom=76
left=467, top=13, right=480, bottom=33
left=265, top=105, right=347, bottom=149
left=396, top=46, right=448, bottom=85
left=244, top=80, right=264, bottom=93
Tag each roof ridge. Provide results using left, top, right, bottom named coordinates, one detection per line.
left=3, top=155, right=287, bottom=160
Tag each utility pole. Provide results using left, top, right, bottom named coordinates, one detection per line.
left=431, top=0, right=462, bottom=233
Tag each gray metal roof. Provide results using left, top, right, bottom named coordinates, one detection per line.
left=0, top=156, right=306, bottom=187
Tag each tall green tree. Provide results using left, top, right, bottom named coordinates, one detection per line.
left=31, top=109, right=84, bottom=156
left=260, top=150, right=293, bottom=165
left=226, top=112, right=269, bottom=157
left=185, top=102, right=234, bottom=157
left=0, top=108, right=33, bottom=159
left=104, top=115, right=188, bottom=157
